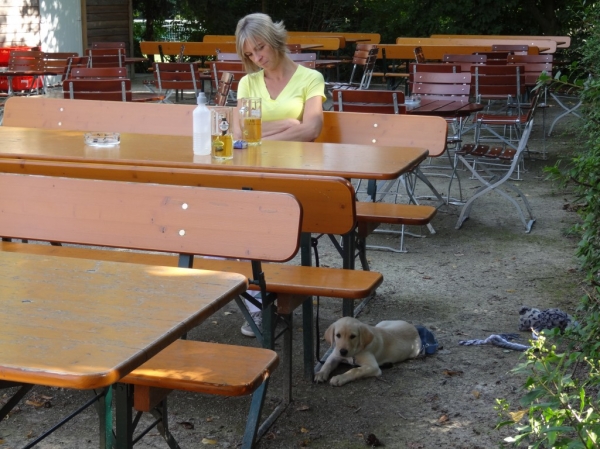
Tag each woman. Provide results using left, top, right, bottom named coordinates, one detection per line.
left=234, top=13, right=325, bottom=142
left=234, top=14, right=325, bottom=336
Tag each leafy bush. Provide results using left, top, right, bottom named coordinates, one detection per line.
left=496, top=5, right=600, bottom=449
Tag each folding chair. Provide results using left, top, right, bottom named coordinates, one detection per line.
left=332, top=89, right=405, bottom=114
left=4, top=50, right=45, bottom=96
left=42, top=52, right=78, bottom=92
left=87, top=48, right=125, bottom=68
left=507, top=54, right=553, bottom=156
left=409, top=71, right=473, bottom=202
left=210, top=61, right=245, bottom=105
left=455, top=119, right=536, bottom=232
left=442, top=54, right=486, bottom=73
left=148, top=62, right=203, bottom=103
left=214, top=71, right=234, bottom=106
left=63, top=78, right=133, bottom=101
left=65, top=67, right=163, bottom=102
left=326, top=44, right=378, bottom=94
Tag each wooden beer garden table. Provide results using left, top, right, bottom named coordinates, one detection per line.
left=0, top=127, right=428, bottom=181
left=0, top=250, right=247, bottom=447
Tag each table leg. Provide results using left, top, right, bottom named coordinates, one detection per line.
left=300, top=232, right=315, bottom=380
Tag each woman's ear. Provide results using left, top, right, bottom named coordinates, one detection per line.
left=324, top=322, right=336, bottom=346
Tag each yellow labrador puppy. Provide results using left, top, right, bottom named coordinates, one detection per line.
left=315, top=317, right=421, bottom=386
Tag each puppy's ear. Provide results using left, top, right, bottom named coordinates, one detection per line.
left=358, top=324, right=374, bottom=350
left=324, top=323, right=335, bottom=346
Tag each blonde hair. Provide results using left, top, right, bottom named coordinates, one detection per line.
left=235, top=13, right=288, bottom=73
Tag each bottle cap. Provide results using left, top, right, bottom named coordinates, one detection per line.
left=197, top=92, right=207, bottom=105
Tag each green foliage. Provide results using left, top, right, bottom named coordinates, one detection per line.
left=497, top=4, right=600, bottom=448
left=496, top=290, right=600, bottom=448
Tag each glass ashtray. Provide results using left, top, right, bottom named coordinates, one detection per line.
left=84, top=132, right=120, bottom=147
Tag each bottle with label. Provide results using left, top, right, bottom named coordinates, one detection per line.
left=193, top=92, right=211, bottom=155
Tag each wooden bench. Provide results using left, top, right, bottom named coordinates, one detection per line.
left=0, top=172, right=305, bottom=448
left=139, top=41, right=238, bottom=62
left=316, top=111, right=446, bottom=265
left=396, top=37, right=557, bottom=54
left=2, top=97, right=442, bottom=267
left=431, top=34, right=571, bottom=49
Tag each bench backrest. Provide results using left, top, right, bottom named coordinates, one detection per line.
left=396, top=37, right=557, bottom=54
left=316, top=111, right=447, bottom=157
left=139, top=41, right=238, bottom=58
left=430, top=34, right=571, bottom=49
left=0, top=158, right=356, bottom=236
left=3, top=97, right=196, bottom=135
left=0, top=173, right=302, bottom=262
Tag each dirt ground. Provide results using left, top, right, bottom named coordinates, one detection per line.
left=0, top=100, right=585, bottom=449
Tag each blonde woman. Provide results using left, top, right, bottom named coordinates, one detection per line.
left=235, top=13, right=325, bottom=142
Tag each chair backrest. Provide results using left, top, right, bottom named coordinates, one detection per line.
left=474, top=51, right=510, bottom=64
left=153, top=62, right=202, bottom=96
left=64, top=56, right=90, bottom=80
left=410, top=63, right=460, bottom=74
left=0, top=173, right=302, bottom=263
left=347, top=45, right=378, bottom=89
left=410, top=72, right=472, bottom=100
left=8, top=50, right=45, bottom=71
left=69, top=67, right=128, bottom=79
left=63, top=79, right=132, bottom=101
left=216, top=52, right=241, bottom=62
left=43, top=52, right=79, bottom=75
left=316, top=111, right=448, bottom=157
left=492, top=44, right=529, bottom=53
left=289, top=52, right=316, bottom=61
left=210, top=61, right=245, bottom=94
left=414, top=46, right=425, bottom=63
left=332, top=89, right=405, bottom=114
left=507, top=54, right=553, bottom=86
left=87, top=48, right=125, bottom=68
left=286, top=43, right=302, bottom=53
left=214, top=71, right=234, bottom=106
left=91, top=41, right=126, bottom=49
left=471, top=64, right=526, bottom=102
left=442, top=54, right=486, bottom=72
left=298, top=60, right=316, bottom=69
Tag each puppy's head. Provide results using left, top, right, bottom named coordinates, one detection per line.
left=325, top=317, right=374, bottom=358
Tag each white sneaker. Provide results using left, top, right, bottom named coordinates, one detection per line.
left=240, top=311, right=262, bottom=337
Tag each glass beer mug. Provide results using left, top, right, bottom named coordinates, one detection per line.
left=239, top=97, right=262, bottom=145
left=211, top=107, right=234, bottom=160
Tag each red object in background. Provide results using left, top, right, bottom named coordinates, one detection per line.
left=0, top=46, right=44, bottom=92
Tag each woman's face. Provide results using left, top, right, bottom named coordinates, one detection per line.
left=243, top=38, right=279, bottom=70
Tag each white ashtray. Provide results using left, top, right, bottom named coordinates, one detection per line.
left=84, top=132, right=120, bottom=147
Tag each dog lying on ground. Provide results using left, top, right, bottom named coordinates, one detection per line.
left=314, top=317, right=422, bottom=386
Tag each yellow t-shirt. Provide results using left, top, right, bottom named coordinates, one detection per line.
left=237, top=65, right=326, bottom=122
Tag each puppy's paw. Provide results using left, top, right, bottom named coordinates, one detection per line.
left=314, top=370, right=330, bottom=383
left=329, top=375, right=350, bottom=387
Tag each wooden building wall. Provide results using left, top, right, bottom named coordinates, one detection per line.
left=86, top=0, right=133, bottom=54
left=0, top=0, right=41, bottom=47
